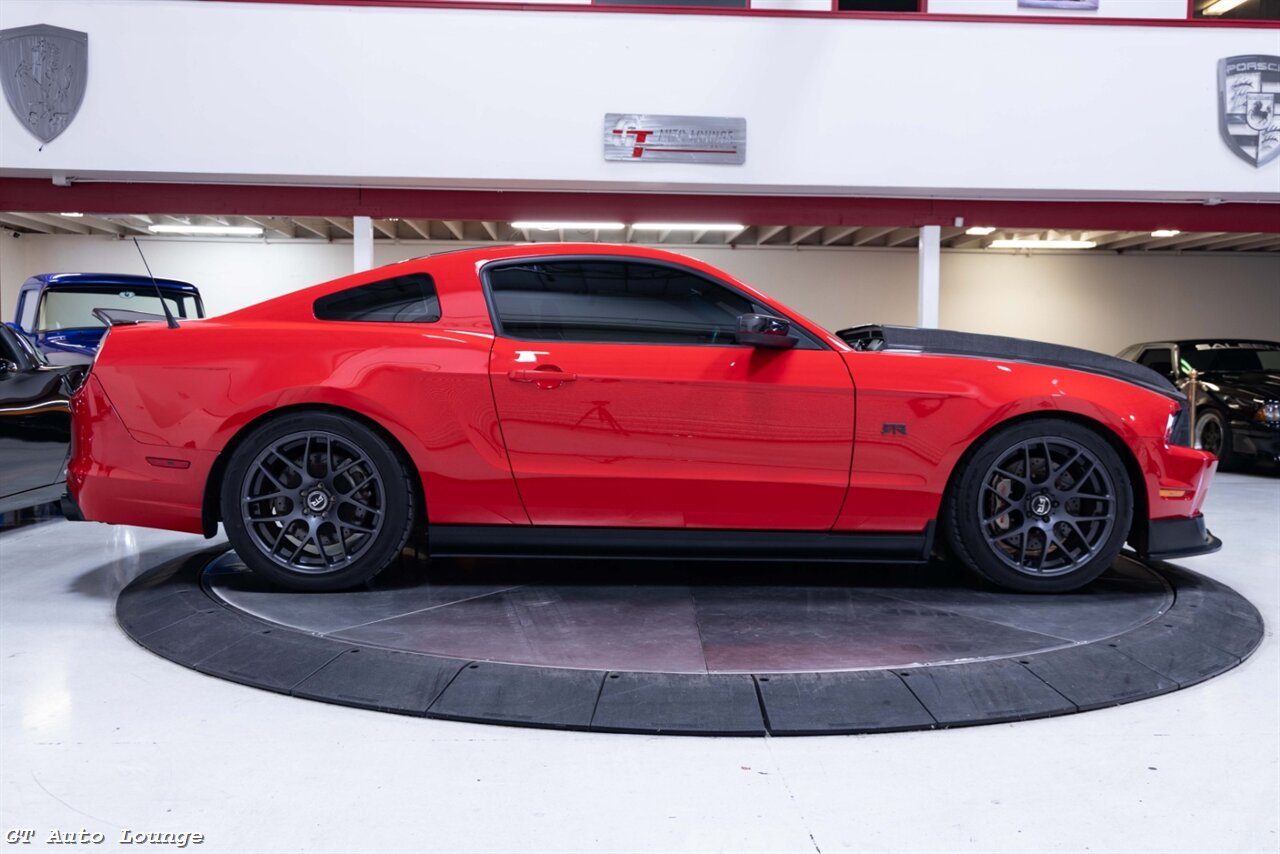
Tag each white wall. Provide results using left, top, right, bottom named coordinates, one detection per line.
left=0, top=233, right=27, bottom=316
left=3, top=233, right=1276, bottom=354
left=0, top=1, right=1276, bottom=200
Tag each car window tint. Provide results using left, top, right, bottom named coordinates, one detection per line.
left=1181, top=345, right=1278, bottom=373
left=1137, top=348, right=1173, bottom=376
left=488, top=261, right=760, bottom=345
left=314, top=274, right=440, bottom=323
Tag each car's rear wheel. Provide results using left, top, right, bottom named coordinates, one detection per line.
left=944, top=419, right=1133, bottom=593
left=220, top=412, right=414, bottom=591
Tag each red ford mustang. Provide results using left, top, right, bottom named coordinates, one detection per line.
left=65, top=244, right=1219, bottom=592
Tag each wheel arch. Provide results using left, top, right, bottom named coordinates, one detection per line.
left=939, top=410, right=1149, bottom=548
left=201, top=402, right=428, bottom=542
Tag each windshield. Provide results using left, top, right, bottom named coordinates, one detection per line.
left=1180, top=343, right=1280, bottom=373
left=37, top=287, right=204, bottom=332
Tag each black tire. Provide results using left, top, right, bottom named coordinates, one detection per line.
left=220, top=412, right=415, bottom=591
left=1194, top=408, right=1235, bottom=468
left=944, top=418, right=1133, bottom=593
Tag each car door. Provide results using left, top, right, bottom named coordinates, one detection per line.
left=0, top=326, right=73, bottom=505
left=485, top=257, right=855, bottom=530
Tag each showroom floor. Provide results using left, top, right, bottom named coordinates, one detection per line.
left=0, top=473, right=1276, bottom=854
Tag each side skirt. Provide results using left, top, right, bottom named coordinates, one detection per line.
left=427, top=523, right=935, bottom=563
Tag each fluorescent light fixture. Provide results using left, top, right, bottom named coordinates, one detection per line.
left=1151, top=229, right=1181, bottom=238
left=147, top=224, right=264, bottom=236
left=965, top=226, right=996, bottom=236
left=510, top=221, right=625, bottom=231
left=59, top=212, right=84, bottom=218
left=1201, top=0, right=1248, bottom=14
left=631, top=223, right=745, bottom=231
left=989, top=238, right=1097, bottom=250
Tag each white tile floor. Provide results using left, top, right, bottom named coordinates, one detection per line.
left=1, top=472, right=1276, bottom=854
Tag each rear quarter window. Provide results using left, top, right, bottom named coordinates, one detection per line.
left=313, top=273, right=440, bottom=323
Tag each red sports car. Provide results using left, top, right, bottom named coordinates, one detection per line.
left=65, top=244, right=1219, bottom=592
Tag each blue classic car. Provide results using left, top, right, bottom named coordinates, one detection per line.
left=10, top=273, right=205, bottom=365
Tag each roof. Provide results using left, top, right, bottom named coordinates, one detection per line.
left=23, top=272, right=199, bottom=292
left=1135, top=339, right=1280, bottom=348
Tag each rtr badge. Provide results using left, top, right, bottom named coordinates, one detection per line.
left=0, top=24, right=88, bottom=145
left=1219, top=55, right=1280, bottom=168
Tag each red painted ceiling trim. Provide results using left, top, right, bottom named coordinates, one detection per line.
left=2, top=178, right=1278, bottom=233
left=219, top=0, right=1280, bottom=28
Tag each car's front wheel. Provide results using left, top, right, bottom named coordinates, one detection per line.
left=1194, top=408, right=1234, bottom=467
left=220, top=412, right=415, bottom=591
left=944, top=419, right=1133, bottom=593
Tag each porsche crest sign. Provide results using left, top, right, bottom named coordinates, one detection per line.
left=0, top=24, right=88, bottom=145
left=1219, top=54, right=1280, bottom=168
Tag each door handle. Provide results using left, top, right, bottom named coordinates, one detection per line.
left=508, top=366, right=577, bottom=388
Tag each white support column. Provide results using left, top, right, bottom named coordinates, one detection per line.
left=917, top=224, right=941, bottom=329
left=353, top=215, right=374, bottom=272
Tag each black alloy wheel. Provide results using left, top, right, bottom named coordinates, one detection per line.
left=1194, top=409, right=1234, bottom=466
left=945, top=419, right=1133, bottom=593
left=221, top=412, right=415, bottom=591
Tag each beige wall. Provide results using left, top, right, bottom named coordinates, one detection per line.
left=939, top=252, right=1280, bottom=353
left=2, top=232, right=1276, bottom=356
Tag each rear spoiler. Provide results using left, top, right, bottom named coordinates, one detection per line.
left=92, top=308, right=171, bottom=327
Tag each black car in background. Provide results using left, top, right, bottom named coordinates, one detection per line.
left=0, top=325, right=89, bottom=514
left=1118, top=339, right=1280, bottom=467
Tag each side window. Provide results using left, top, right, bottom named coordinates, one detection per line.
left=313, top=273, right=439, bottom=323
left=487, top=260, right=802, bottom=347
left=1137, top=347, right=1174, bottom=377
left=16, top=291, right=37, bottom=332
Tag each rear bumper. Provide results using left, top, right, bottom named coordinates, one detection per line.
left=67, top=376, right=212, bottom=535
left=1138, top=515, right=1222, bottom=561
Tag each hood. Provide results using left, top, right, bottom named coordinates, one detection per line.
left=838, top=324, right=1181, bottom=400
left=1198, top=370, right=1280, bottom=402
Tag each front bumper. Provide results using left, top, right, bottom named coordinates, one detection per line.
left=1138, top=515, right=1223, bottom=561
left=1230, top=420, right=1280, bottom=460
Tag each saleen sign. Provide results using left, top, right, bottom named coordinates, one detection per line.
left=604, top=113, right=746, bottom=164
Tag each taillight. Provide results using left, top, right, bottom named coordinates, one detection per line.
left=1167, top=406, right=1191, bottom=447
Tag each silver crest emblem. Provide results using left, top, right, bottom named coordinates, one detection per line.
left=1219, top=55, right=1280, bottom=168
left=0, top=24, right=88, bottom=145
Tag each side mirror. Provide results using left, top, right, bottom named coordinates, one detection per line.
left=0, top=359, right=19, bottom=378
left=737, top=314, right=797, bottom=349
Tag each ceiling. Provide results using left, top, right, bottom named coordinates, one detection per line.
left=2, top=211, right=1279, bottom=252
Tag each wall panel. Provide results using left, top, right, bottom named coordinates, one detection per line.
left=3, top=235, right=1275, bottom=355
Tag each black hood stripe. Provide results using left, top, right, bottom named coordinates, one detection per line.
left=839, top=325, right=1183, bottom=401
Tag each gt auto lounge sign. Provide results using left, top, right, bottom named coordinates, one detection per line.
left=604, top=114, right=746, bottom=164
left=1219, top=55, right=1280, bottom=168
